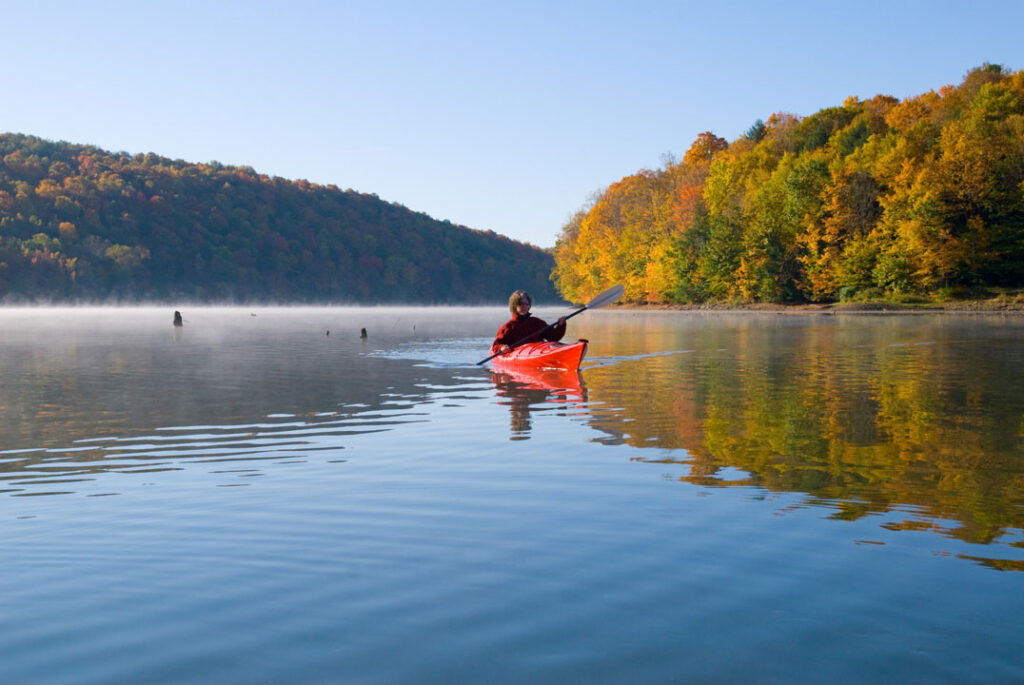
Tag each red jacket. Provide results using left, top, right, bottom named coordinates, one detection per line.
left=491, top=313, right=566, bottom=354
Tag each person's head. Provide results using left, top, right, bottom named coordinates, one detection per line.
left=508, top=290, right=532, bottom=314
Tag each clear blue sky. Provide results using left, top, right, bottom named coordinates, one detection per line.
left=2, top=1, right=1021, bottom=247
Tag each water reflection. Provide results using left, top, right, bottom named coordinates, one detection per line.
left=3, top=308, right=1023, bottom=570
left=573, top=312, right=1024, bottom=568
left=490, top=368, right=586, bottom=439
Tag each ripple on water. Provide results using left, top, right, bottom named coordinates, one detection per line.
left=0, top=391, right=486, bottom=498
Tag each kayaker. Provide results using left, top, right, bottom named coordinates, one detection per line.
left=491, top=290, right=567, bottom=355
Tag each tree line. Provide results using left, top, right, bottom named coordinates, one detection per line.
left=0, top=134, right=559, bottom=303
left=552, top=64, right=1024, bottom=304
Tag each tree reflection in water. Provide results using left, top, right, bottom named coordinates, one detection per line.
left=573, top=313, right=1024, bottom=568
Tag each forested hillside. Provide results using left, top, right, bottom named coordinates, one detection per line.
left=0, top=134, right=559, bottom=303
left=553, top=64, right=1024, bottom=304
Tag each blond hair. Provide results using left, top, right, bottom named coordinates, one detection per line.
left=508, top=290, right=531, bottom=313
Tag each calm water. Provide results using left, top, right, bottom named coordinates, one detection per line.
left=2, top=307, right=1023, bottom=684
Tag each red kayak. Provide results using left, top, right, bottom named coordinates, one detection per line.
left=490, top=339, right=588, bottom=370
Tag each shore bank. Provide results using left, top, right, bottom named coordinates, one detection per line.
left=614, top=296, right=1024, bottom=314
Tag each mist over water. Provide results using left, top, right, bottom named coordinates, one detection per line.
left=2, top=307, right=1023, bottom=684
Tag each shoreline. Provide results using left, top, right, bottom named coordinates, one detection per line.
left=611, top=299, right=1024, bottom=314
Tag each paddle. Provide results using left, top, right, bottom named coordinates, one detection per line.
left=477, top=283, right=624, bottom=365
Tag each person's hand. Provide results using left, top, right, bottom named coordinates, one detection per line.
left=557, top=317, right=567, bottom=327
left=500, top=344, right=511, bottom=353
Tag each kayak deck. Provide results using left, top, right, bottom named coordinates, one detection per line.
left=490, top=339, right=588, bottom=370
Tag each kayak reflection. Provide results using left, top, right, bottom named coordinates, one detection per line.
left=490, top=367, right=587, bottom=440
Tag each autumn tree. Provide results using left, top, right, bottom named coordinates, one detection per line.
left=552, top=64, right=1024, bottom=305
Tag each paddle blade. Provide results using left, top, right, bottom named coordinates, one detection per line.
left=585, top=283, right=624, bottom=310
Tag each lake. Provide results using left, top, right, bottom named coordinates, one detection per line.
left=2, top=306, right=1023, bottom=684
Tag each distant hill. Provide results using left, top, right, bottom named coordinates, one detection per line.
left=0, top=133, right=560, bottom=303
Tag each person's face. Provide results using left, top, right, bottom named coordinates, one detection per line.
left=516, top=298, right=531, bottom=315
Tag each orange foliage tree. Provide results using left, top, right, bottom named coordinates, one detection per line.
left=552, top=64, right=1024, bottom=304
